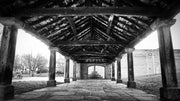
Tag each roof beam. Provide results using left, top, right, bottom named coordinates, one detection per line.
left=66, top=16, right=77, bottom=35
left=71, top=52, right=116, bottom=57
left=14, top=7, right=163, bottom=17
left=57, top=40, right=124, bottom=46
left=106, top=15, right=114, bottom=35
left=165, top=0, right=180, bottom=19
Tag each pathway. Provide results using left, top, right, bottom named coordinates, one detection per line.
left=9, top=80, right=159, bottom=101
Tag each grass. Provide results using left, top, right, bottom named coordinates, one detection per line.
left=12, top=81, right=48, bottom=94
left=12, top=81, right=63, bottom=95
left=122, top=72, right=180, bottom=98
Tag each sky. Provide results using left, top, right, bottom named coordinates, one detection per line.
left=15, top=14, right=180, bottom=58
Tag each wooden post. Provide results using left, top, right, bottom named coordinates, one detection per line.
left=94, top=65, right=96, bottom=72
left=126, top=48, right=136, bottom=88
left=64, top=57, right=70, bottom=83
left=111, top=62, right=115, bottom=81
left=157, top=19, right=180, bottom=101
left=47, top=47, right=57, bottom=87
left=72, top=61, right=77, bottom=81
left=0, top=25, right=18, bottom=100
left=116, top=57, right=123, bottom=83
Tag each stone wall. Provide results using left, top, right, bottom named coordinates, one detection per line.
left=121, top=49, right=180, bottom=78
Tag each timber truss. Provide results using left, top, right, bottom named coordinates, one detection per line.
left=0, top=0, right=180, bottom=63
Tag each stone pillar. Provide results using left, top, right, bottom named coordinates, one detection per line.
left=0, top=25, right=18, bottom=100
left=111, top=62, right=115, bottom=81
left=126, top=48, right=136, bottom=88
left=116, top=57, right=123, bottom=83
left=72, top=61, right=77, bottom=81
left=64, top=57, right=70, bottom=83
left=157, top=19, right=180, bottom=101
left=47, top=47, right=57, bottom=87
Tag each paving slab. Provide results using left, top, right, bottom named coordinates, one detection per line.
left=10, top=80, right=160, bottom=101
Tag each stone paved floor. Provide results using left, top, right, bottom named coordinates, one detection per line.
left=8, top=80, right=160, bottom=101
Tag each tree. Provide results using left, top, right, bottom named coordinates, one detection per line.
left=56, top=57, right=65, bottom=75
left=14, top=55, right=23, bottom=72
left=21, top=54, right=48, bottom=77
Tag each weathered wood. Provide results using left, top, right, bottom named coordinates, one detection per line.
left=116, top=57, right=122, bottom=83
left=71, top=52, right=116, bottom=57
left=157, top=19, right=180, bottom=101
left=0, top=25, right=17, bottom=100
left=106, top=15, right=114, bottom=35
left=14, top=7, right=163, bottom=17
left=121, top=16, right=145, bottom=30
left=29, top=16, right=51, bottom=26
left=111, top=62, right=115, bottom=81
left=57, top=40, right=124, bottom=46
left=126, top=48, right=136, bottom=88
left=72, top=61, right=77, bottom=81
left=0, top=25, right=17, bottom=84
left=85, top=0, right=92, bottom=7
left=68, top=25, right=90, bottom=41
left=77, top=57, right=111, bottom=61
left=47, top=47, right=56, bottom=87
left=64, top=58, right=70, bottom=83
left=36, top=17, right=63, bottom=31
left=48, top=47, right=56, bottom=81
left=157, top=20, right=178, bottom=88
left=164, top=0, right=180, bottom=19
left=66, top=16, right=77, bottom=35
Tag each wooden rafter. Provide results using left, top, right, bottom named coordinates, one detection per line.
left=13, top=7, right=163, bottom=17
left=36, top=16, right=63, bottom=31
left=28, top=16, right=51, bottom=26
left=56, top=40, right=124, bottom=46
left=106, top=15, right=114, bottom=35
left=66, top=16, right=77, bottom=35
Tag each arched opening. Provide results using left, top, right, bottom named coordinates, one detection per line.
left=88, top=65, right=105, bottom=79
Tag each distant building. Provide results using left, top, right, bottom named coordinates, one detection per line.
left=120, top=49, right=180, bottom=78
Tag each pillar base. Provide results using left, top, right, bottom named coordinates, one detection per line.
left=116, top=79, right=123, bottom=83
left=64, top=78, right=70, bottom=83
left=127, top=81, right=136, bottom=88
left=111, top=77, right=115, bottom=81
left=160, top=87, right=180, bottom=101
left=0, top=85, right=14, bottom=100
left=72, top=78, right=77, bottom=81
left=47, top=80, right=56, bottom=87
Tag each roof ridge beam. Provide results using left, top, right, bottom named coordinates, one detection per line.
left=13, top=7, right=164, bottom=17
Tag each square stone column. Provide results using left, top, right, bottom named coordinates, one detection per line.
left=0, top=25, right=18, bottom=100
left=125, top=48, right=136, bottom=88
left=111, top=62, right=115, bottom=81
left=72, top=61, right=77, bottom=81
left=64, top=57, right=70, bottom=83
left=116, top=57, right=123, bottom=83
left=157, top=19, right=180, bottom=101
left=47, top=47, right=57, bottom=87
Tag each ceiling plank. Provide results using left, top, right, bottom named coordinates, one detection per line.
left=14, top=7, right=164, bottom=17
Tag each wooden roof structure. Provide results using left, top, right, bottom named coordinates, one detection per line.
left=0, top=0, right=180, bottom=63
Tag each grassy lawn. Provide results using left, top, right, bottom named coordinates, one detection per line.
left=12, top=81, right=63, bottom=95
left=122, top=72, right=180, bottom=98
left=12, top=81, right=47, bottom=94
